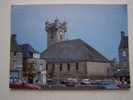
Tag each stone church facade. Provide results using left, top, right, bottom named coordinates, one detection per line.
left=46, top=61, right=87, bottom=79
left=41, top=19, right=112, bottom=80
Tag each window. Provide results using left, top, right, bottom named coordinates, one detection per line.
left=46, top=64, right=48, bottom=70
left=29, top=52, right=33, bottom=57
left=14, top=52, right=16, bottom=56
left=60, top=35, right=63, bottom=39
left=60, top=64, right=62, bottom=71
left=67, top=64, right=70, bottom=71
left=52, top=64, right=55, bottom=69
left=13, top=59, right=16, bottom=62
left=10, top=71, right=19, bottom=79
left=122, top=50, right=127, bottom=57
left=76, top=62, right=79, bottom=71
left=51, top=34, right=54, bottom=39
left=39, top=64, right=43, bottom=70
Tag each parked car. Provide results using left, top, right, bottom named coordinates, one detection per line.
left=47, top=79, right=57, bottom=85
left=60, top=80, right=67, bottom=84
left=80, top=79, right=91, bottom=85
left=100, top=80, right=119, bottom=89
left=65, top=78, right=78, bottom=87
left=90, top=80, right=119, bottom=89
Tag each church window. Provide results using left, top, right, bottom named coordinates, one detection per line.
left=52, top=64, right=55, bottom=68
left=46, top=64, right=48, bottom=70
left=76, top=62, right=79, bottom=71
left=60, top=64, right=62, bottom=71
left=67, top=64, right=70, bottom=71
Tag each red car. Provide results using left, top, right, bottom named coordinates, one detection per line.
left=10, top=83, right=41, bottom=90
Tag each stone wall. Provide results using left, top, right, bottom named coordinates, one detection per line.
left=46, top=61, right=112, bottom=79
left=86, top=62, right=112, bottom=78
left=26, top=58, right=46, bottom=71
left=46, top=61, right=87, bottom=79
left=25, top=58, right=46, bottom=84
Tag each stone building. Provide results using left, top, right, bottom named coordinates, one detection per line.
left=112, top=31, right=129, bottom=79
left=20, top=44, right=46, bottom=85
left=10, top=34, right=23, bottom=83
left=41, top=19, right=112, bottom=80
left=118, top=31, right=129, bottom=78
left=26, top=58, right=46, bottom=85
left=119, top=31, right=129, bottom=67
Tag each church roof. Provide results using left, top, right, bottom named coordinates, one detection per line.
left=41, top=39, right=109, bottom=63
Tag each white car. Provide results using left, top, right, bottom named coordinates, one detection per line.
left=80, top=79, right=91, bottom=85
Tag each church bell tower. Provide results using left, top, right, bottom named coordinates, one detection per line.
left=45, top=19, right=67, bottom=47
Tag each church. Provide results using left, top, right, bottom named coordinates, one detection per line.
left=41, top=19, right=112, bottom=80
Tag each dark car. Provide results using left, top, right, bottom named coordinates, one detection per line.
left=60, top=80, right=67, bottom=84
left=47, top=79, right=57, bottom=85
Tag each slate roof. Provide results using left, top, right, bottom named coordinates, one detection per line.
left=119, top=36, right=128, bottom=50
left=10, top=34, right=22, bottom=52
left=41, top=39, right=109, bottom=63
left=19, top=44, right=38, bottom=58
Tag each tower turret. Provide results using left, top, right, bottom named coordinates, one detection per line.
left=45, top=19, right=67, bottom=47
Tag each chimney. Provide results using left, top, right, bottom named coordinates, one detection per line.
left=12, top=34, right=16, bottom=40
left=121, top=31, right=125, bottom=38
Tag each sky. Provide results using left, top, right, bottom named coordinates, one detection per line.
left=11, top=4, right=128, bottom=60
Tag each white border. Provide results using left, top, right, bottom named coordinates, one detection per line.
left=11, top=0, right=127, bottom=5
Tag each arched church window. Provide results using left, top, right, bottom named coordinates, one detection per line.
left=46, top=64, right=48, bottom=70
left=52, top=64, right=55, bottom=68
left=67, top=64, right=70, bottom=71
left=60, top=64, right=62, bottom=71
left=76, top=62, right=79, bottom=71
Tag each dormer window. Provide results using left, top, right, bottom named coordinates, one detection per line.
left=33, top=53, right=40, bottom=58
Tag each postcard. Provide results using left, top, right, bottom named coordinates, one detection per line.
left=10, top=4, right=130, bottom=90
